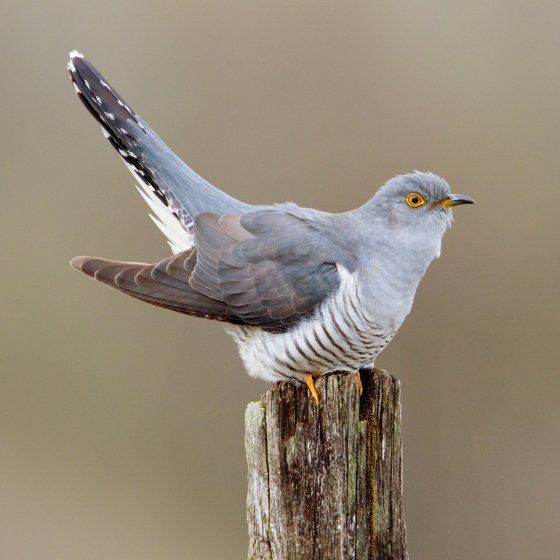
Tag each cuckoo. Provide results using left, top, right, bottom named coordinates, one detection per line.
left=68, top=51, right=474, bottom=404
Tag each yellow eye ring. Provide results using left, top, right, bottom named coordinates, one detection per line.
left=406, top=193, right=426, bottom=208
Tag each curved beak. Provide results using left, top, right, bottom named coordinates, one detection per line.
left=441, top=194, right=475, bottom=208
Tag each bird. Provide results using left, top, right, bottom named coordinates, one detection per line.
left=67, top=51, right=474, bottom=405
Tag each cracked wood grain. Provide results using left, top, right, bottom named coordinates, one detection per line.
left=245, top=368, right=408, bottom=560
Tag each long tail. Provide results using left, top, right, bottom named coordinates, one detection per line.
left=70, top=250, right=236, bottom=322
left=67, top=51, right=251, bottom=252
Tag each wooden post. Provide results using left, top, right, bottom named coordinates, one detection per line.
left=245, top=369, right=408, bottom=560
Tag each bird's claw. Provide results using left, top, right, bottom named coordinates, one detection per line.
left=305, top=373, right=320, bottom=407
left=355, top=371, right=363, bottom=396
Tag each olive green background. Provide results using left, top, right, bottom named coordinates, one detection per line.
left=2, top=1, right=559, bottom=559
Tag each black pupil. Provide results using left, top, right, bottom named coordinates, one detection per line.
left=411, top=196, right=419, bottom=204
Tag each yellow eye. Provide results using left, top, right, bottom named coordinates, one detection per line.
left=406, top=193, right=426, bottom=208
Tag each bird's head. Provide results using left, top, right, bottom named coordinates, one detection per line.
left=370, top=171, right=474, bottom=236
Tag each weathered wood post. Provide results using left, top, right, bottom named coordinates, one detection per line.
left=245, top=368, right=408, bottom=560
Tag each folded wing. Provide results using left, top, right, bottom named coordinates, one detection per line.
left=72, top=209, right=356, bottom=333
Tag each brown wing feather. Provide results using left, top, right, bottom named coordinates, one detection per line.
left=71, top=252, right=233, bottom=321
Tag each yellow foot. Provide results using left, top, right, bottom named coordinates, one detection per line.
left=355, top=371, right=363, bottom=396
left=305, top=373, right=320, bottom=407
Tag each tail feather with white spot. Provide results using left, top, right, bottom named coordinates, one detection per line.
left=67, top=51, right=251, bottom=253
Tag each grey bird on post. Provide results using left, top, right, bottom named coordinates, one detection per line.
left=68, top=51, right=474, bottom=404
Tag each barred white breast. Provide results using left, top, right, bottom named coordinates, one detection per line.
left=226, top=268, right=396, bottom=383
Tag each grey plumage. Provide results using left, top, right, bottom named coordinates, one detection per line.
left=68, top=51, right=474, bottom=386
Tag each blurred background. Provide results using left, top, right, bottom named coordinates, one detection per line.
left=1, top=1, right=559, bottom=559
